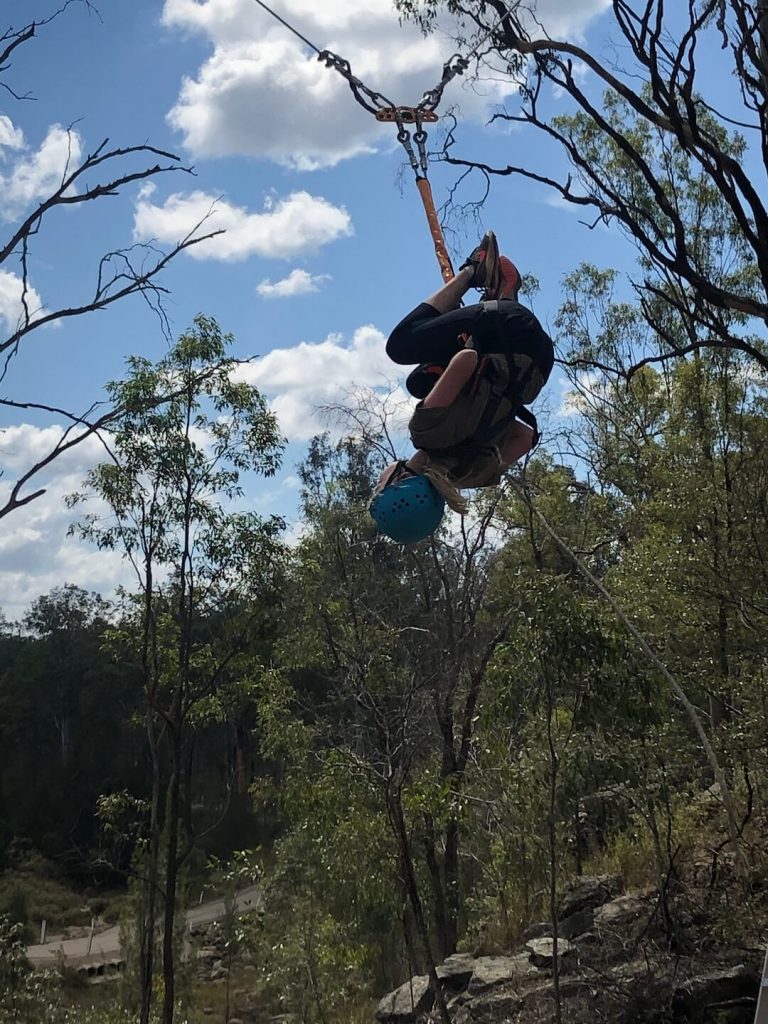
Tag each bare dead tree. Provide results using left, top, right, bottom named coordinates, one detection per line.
left=396, top=0, right=768, bottom=376
left=0, top=5, right=223, bottom=516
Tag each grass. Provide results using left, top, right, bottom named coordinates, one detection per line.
left=0, top=852, right=127, bottom=936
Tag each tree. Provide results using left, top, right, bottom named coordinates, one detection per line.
left=0, top=586, right=141, bottom=859
left=70, top=315, right=285, bottom=1024
left=258, top=422, right=536, bottom=1024
left=0, top=3, right=220, bottom=521
left=395, top=0, right=768, bottom=375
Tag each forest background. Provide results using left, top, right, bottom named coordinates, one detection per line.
left=2, top=2, right=768, bottom=1024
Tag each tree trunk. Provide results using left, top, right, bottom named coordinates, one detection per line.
left=422, top=823, right=449, bottom=957
left=161, top=735, right=182, bottom=1024
left=139, top=713, right=162, bottom=1024
left=442, top=815, right=459, bottom=956
left=386, top=785, right=452, bottom=1024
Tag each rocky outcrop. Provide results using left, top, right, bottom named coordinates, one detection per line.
left=465, top=954, right=534, bottom=994
left=376, top=975, right=433, bottom=1022
left=374, top=875, right=761, bottom=1024
left=558, top=873, right=624, bottom=918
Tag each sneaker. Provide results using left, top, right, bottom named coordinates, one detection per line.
left=459, top=230, right=499, bottom=291
left=484, top=255, right=522, bottom=301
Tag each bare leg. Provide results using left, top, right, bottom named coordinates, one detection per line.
left=424, top=266, right=474, bottom=314
left=499, top=421, right=535, bottom=467
left=421, top=348, right=478, bottom=408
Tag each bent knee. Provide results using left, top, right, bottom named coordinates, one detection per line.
left=386, top=332, right=411, bottom=364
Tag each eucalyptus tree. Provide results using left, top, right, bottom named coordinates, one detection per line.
left=268, top=425, right=520, bottom=1011
left=70, top=315, right=285, bottom=1024
left=0, top=586, right=138, bottom=857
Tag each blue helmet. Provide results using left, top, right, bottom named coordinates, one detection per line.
left=369, top=472, right=445, bottom=544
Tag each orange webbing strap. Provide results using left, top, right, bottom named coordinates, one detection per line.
left=416, top=177, right=454, bottom=283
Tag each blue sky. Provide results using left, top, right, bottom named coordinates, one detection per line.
left=0, top=0, right=661, bottom=616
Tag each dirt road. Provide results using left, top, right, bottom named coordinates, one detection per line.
left=26, top=885, right=261, bottom=968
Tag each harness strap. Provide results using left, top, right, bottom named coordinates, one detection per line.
left=416, top=178, right=454, bottom=283
left=515, top=405, right=541, bottom=448
left=383, top=460, right=419, bottom=489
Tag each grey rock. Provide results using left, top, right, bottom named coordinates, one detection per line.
left=525, top=936, right=576, bottom=969
left=519, top=977, right=595, bottom=1010
left=673, top=963, right=759, bottom=1016
left=466, top=953, right=534, bottom=994
left=594, top=894, right=651, bottom=941
left=558, top=874, right=623, bottom=918
left=375, top=975, right=432, bottom=1021
left=574, top=930, right=600, bottom=946
left=446, top=990, right=471, bottom=1011
left=462, top=988, right=522, bottom=1021
left=521, top=921, right=552, bottom=941
left=559, top=908, right=594, bottom=940
left=436, top=953, right=476, bottom=991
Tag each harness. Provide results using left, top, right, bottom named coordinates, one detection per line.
left=408, top=301, right=549, bottom=485
left=440, top=354, right=538, bottom=485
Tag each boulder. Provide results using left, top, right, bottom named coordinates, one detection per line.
left=521, top=921, right=552, bottom=941
left=594, top=894, right=651, bottom=943
left=375, top=975, right=432, bottom=1021
left=559, top=908, right=594, bottom=940
left=466, top=954, right=535, bottom=994
left=558, top=874, right=623, bottom=919
left=525, top=937, right=576, bottom=969
left=672, top=963, right=759, bottom=1019
left=436, top=953, right=476, bottom=991
left=456, top=988, right=522, bottom=1023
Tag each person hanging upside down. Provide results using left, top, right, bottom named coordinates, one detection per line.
left=370, top=231, right=555, bottom=544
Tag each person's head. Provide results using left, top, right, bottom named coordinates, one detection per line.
left=369, top=461, right=468, bottom=544
left=369, top=462, right=445, bottom=543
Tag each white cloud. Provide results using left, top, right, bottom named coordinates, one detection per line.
left=161, top=1, right=497, bottom=168
left=0, top=270, right=44, bottom=333
left=530, top=0, right=611, bottom=38
left=0, top=116, right=25, bottom=153
left=161, top=0, right=610, bottom=168
left=237, top=324, right=415, bottom=441
left=557, top=370, right=610, bottom=417
left=257, top=268, right=330, bottom=298
left=0, top=124, right=82, bottom=219
left=133, top=189, right=352, bottom=260
left=0, top=425, right=132, bottom=621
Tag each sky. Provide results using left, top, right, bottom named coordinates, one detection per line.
left=0, top=0, right=643, bottom=619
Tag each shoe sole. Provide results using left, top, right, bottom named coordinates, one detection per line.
left=481, top=231, right=499, bottom=297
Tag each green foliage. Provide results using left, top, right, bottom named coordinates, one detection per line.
left=0, top=856, right=92, bottom=933
left=0, top=915, right=62, bottom=1024
left=0, top=586, right=139, bottom=858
